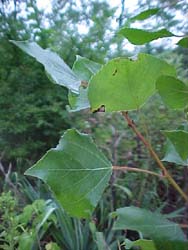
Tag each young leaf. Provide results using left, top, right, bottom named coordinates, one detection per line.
left=68, top=56, right=101, bottom=112
left=10, top=41, right=80, bottom=93
left=25, top=129, right=112, bottom=218
left=177, top=37, right=188, bottom=48
left=163, top=130, right=188, bottom=161
left=130, top=8, right=159, bottom=22
left=162, top=139, right=188, bottom=166
left=88, top=53, right=176, bottom=112
left=112, top=206, right=187, bottom=250
left=156, top=76, right=188, bottom=109
left=118, top=28, right=174, bottom=45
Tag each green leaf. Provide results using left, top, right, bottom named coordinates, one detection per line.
left=37, top=200, right=57, bottom=232
left=112, top=206, right=187, bottom=250
left=88, top=53, right=176, bottom=112
left=25, top=129, right=112, bottom=218
left=10, top=41, right=80, bottom=93
left=163, top=130, right=188, bottom=161
left=72, top=55, right=101, bottom=82
left=162, top=139, right=188, bottom=166
left=130, top=8, right=159, bottom=22
left=68, top=56, right=102, bottom=112
left=156, top=76, right=188, bottom=109
left=113, top=206, right=185, bottom=240
left=125, top=239, right=156, bottom=250
left=118, top=28, right=174, bottom=45
left=18, top=232, right=36, bottom=250
left=177, top=37, right=188, bottom=48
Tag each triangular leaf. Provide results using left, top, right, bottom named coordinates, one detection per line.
left=163, top=130, right=188, bottom=161
left=130, top=8, right=159, bottom=22
left=156, top=76, right=188, bottom=109
left=11, top=41, right=80, bottom=93
left=177, top=37, right=188, bottom=48
left=25, top=129, right=112, bottom=218
left=88, top=53, right=176, bottom=111
left=119, top=28, right=174, bottom=45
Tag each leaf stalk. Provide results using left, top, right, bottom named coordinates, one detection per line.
left=113, top=165, right=164, bottom=178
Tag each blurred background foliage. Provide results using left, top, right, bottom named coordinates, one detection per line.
left=0, top=0, right=188, bottom=249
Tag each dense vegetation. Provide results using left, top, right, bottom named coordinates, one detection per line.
left=0, top=0, right=188, bottom=249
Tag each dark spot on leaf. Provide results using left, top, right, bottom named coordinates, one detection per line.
left=112, top=69, right=117, bottom=76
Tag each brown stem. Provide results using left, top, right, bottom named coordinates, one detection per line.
left=113, top=165, right=164, bottom=178
left=122, top=111, right=188, bottom=203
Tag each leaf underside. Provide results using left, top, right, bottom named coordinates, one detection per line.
left=11, top=41, right=80, bottom=93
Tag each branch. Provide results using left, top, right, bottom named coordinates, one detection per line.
left=122, top=111, right=188, bottom=203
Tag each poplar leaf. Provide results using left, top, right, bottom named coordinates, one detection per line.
left=130, top=8, right=159, bottom=22
left=88, top=53, right=176, bottom=112
left=25, top=129, right=112, bottom=218
left=119, top=28, right=174, bottom=45
left=112, top=206, right=187, bottom=250
left=11, top=41, right=80, bottom=93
